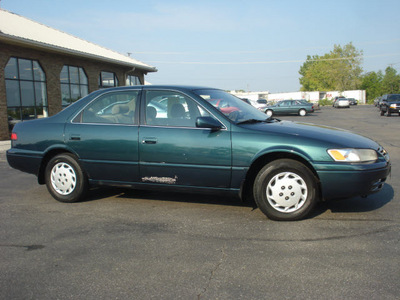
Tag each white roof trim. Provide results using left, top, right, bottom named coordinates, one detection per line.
left=0, top=9, right=157, bottom=72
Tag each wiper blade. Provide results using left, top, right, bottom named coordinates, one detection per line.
left=236, top=119, right=265, bottom=125
left=237, top=118, right=278, bottom=125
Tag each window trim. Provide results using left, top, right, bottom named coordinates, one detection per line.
left=126, top=74, right=142, bottom=86
left=99, top=71, right=119, bottom=88
left=5, top=57, right=48, bottom=124
left=71, top=89, right=141, bottom=126
left=60, top=65, right=89, bottom=107
left=140, top=89, right=226, bottom=130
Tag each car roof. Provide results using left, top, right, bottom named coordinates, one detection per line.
left=97, top=85, right=220, bottom=93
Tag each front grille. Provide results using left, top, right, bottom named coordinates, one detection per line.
left=377, top=147, right=390, bottom=162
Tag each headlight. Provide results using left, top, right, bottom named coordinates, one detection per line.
left=327, top=149, right=378, bottom=162
left=390, top=104, right=396, bottom=109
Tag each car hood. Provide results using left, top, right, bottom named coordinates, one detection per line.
left=242, top=120, right=380, bottom=149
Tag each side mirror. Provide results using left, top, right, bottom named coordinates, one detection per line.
left=196, top=116, right=222, bottom=130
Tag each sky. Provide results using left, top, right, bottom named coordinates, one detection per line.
left=1, top=0, right=400, bottom=93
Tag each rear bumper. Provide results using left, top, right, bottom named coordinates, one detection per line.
left=6, top=149, right=42, bottom=176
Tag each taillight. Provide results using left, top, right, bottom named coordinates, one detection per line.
left=11, top=133, right=17, bottom=141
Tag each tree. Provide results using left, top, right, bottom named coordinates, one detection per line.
left=381, top=66, right=400, bottom=94
left=361, top=71, right=383, bottom=102
left=299, top=43, right=363, bottom=91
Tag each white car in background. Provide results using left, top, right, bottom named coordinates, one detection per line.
left=333, top=98, right=350, bottom=108
left=248, top=99, right=269, bottom=111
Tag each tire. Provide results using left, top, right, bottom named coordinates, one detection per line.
left=253, top=159, right=318, bottom=221
left=380, top=109, right=384, bottom=116
left=298, top=109, right=306, bottom=116
left=45, top=153, right=88, bottom=203
left=387, top=110, right=391, bottom=117
left=265, top=109, right=273, bottom=117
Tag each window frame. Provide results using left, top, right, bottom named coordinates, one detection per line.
left=141, top=90, right=220, bottom=128
left=126, top=75, right=142, bottom=86
left=73, top=90, right=140, bottom=126
left=99, top=71, right=119, bottom=88
left=60, top=65, right=89, bottom=108
left=5, top=57, right=49, bottom=128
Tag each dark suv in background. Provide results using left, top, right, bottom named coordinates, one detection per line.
left=379, top=94, right=400, bottom=116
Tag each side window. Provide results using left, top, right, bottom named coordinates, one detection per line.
left=79, top=91, right=138, bottom=124
left=144, top=91, right=209, bottom=127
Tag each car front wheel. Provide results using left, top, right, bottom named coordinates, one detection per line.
left=45, top=153, right=88, bottom=203
left=253, top=159, right=318, bottom=221
left=265, top=109, right=273, bottom=117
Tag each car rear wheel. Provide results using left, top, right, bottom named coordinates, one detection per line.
left=265, top=109, right=273, bottom=117
left=253, top=159, right=318, bottom=221
left=298, top=109, right=306, bottom=116
left=45, top=153, right=88, bottom=203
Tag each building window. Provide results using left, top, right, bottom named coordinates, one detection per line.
left=126, top=75, right=141, bottom=86
left=5, top=57, right=48, bottom=131
left=60, top=65, right=89, bottom=107
left=99, top=71, right=119, bottom=88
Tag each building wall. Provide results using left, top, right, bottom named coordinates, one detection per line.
left=0, top=41, right=146, bottom=140
left=230, top=91, right=269, bottom=101
left=267, top=90, right=366, bottom=104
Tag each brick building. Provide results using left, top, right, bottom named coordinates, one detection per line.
left=0, top=9, right=157, bottom=140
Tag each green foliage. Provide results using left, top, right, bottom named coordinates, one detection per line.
left=361, top=67, right=400, bottom=101
left=382, top=66, right=400, bottom=94
left=361, top=71, right=383, bottom=102
left=318, top=98, right=333, bottom=106
left=299, top=42, right=363, bottom=91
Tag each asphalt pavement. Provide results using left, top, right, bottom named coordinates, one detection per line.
left=1, top=105, right=399, bottom=299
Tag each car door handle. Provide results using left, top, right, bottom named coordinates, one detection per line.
left=69, top=134, right=81, bottom=141
left=142, top=137, right=157, bottom=144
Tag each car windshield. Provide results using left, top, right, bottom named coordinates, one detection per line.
left=387, top=94, right=400, bottom=101
left=193, top=89, right=269, bottom=124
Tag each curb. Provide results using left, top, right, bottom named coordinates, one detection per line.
left=0, top=140, right=11, bottom=152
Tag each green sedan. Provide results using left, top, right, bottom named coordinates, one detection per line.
left=7, top=86, right=390, bottom=221
left=265, top=100, right=314, bottom=117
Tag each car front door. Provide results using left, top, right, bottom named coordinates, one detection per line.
left=65, top=90, right=140, bottom=183
left=138, top=90, right=232, bottom=188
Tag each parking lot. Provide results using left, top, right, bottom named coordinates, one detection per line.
left=1, top=105, right=399, bottom=299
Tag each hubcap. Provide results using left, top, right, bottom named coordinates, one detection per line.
left=50, top=162, right=77, bottom=195
left=266, top=172, right=307, bottom=213
left=266, top=110, right=273, bottom=117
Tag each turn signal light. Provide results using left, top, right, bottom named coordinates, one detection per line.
left=11, top=133, right=17, bottom=141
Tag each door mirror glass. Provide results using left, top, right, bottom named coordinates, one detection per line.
left=196, top=116, right=222, bottom=130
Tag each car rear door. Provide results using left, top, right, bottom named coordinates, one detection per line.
left=138, top=89, right=232, bottom=188
left=65, top=89, right=140, bottom=183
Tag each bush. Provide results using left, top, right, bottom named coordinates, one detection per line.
left=319, top=98, right=333, bottom=106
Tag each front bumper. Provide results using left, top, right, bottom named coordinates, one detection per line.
left=316, top=163, right=391, bottom=200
